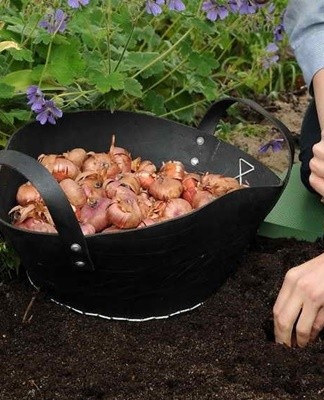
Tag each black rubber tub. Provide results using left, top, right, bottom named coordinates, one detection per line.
left=0, top=97, right=294, bottom=320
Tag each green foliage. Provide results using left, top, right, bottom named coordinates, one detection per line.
left=0, top=0, right=291, bottom=142
left=216, top=120, right=270, bottom=142
left=0, top=239, right=20, bottom=281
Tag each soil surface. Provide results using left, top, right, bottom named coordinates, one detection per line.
left=2, top=92, right=324, bottom=400
left=1, top=237, right=324, bottom=400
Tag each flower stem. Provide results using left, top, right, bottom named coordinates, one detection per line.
left=104, top=0, right=112, bottom=74
left=38, top=37, right=54, bottom=88
left=164, top=87, right=187, bottom=104
left=131, top=27, right=193, bottom=79
left=142, top=59, right=187, bottom=94
left=113, top=24, right=135, bottom=73
left=196, top=0, right=204, bottom=17
left=160, top=14, right=181, bottom=41
left=160, top=99, right=207, bottom=118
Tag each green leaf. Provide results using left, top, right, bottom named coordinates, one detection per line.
left=0, top=109, right=30, bottom=125
left=5, top=13, right=40, bottom=38
left=133, top=25, right=161, bottom=49
left=171, top=106, right=194, bottom=123
left=112, top=6, right=133, bottom=34
left=188, top=52, right=219, bottom=76
left=48, top=39, right=85, bottom=85
left=166, top=91, right=194, bottom=122
left=125, top=52, right=160, bottom=69
left=0, top=83, right=15, bottom=99
left=0, top=68, right=63, bottom=94
left=196, top=76, right=219, bottom=101
left=106, top=72, right=125, bottom=91
left=33, top=31, right=53, bottom=46
left=187, top=16, right=215, bottom=34
left=141, top=60, right=164, bottom=79
left=124, top=78, right=142, bottom=97
left=89, top=71, right=125, bottom=93
left=0, top=70, right=33, bottom=92
left=8, top=109, right=30, bottom=121
left=83, top=50, right=105, bottom=71
left=0, top=29, right=18, bottom=42
left=0, top=16, right=23, bottom=27
left=143, top=91, right=166, bottom=115
left=8, top=47, right=33, bottom=62
left=3, top=109, right=30, bottom=124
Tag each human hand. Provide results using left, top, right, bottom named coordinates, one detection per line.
left=273, top=253, right=324, bottom=347
left=309, top=129, right=324, bottom=197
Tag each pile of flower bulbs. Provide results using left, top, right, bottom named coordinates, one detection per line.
left=10, top=136, right=245, bottom=234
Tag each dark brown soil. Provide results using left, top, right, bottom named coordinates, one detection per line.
left=1, top=236, right=324, bottom=400
left=1, top=91, right=322, bottom=400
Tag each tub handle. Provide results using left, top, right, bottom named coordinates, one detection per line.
left=0, top=150, right=95, bottom=272
left=197, top=96, right=295, bottom=189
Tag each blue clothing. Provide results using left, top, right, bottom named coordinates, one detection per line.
left=284, top=0, right=324, bottom=89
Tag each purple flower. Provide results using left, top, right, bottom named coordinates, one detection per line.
left=259, top=138, right=284, bottom=153
left=202, top=1, right=229, bottom=21
left=168, top=0, right=185, bottom=12
left=262, top=54, right=279, bottom=69
left=262, top=42, right=279, bottom=69
left=27, top=86, right=63, bottom=125
left=145, top=0, right=165, bottom=15
left=68, top=0, right=90, bottom=8
left=228, top=0, right=257, bottom=15
left=39, top=9, right=67, bottom=34
left=26, top=85, right=45, bottom=111
left=265, top=42, right=279, bottom=54
left=35, top=100, right=63, bottom=125
left=273, top=22, right=284, bottom=41
left=267, top=3, right=275, bottom=14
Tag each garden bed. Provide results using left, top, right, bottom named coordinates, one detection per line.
left=1, top=236, right=324, bottom=400
left=1, top=92, right=324, bottom=400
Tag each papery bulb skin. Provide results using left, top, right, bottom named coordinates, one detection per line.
left=148, top=176, right=183, bottom=200
left=16, top=182, right=42, bottom=206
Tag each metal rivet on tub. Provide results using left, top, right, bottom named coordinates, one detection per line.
left=71, top=243, right=82, bottom=252
left=190, top=157, right=199, bottom=166
left=196, top=136, right=205, bottom=145
left=75, top=261, right=86, bottom=268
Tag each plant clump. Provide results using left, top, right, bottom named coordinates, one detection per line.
left=0, top=0, right=289, bottom=142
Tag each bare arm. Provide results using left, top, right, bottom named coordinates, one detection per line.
left=313, top=69, right=324, bottom=130
left=273, top=0, right=324, bottom=349
left=308, top=71, right=324, bottom=196
left=273, top=70, right=324, bottom=348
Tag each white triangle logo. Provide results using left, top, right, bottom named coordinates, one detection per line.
left=234, top=158, right=255, bottom=185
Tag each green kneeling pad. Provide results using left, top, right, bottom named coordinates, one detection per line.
left=258, top=164, right=324, bottom=242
